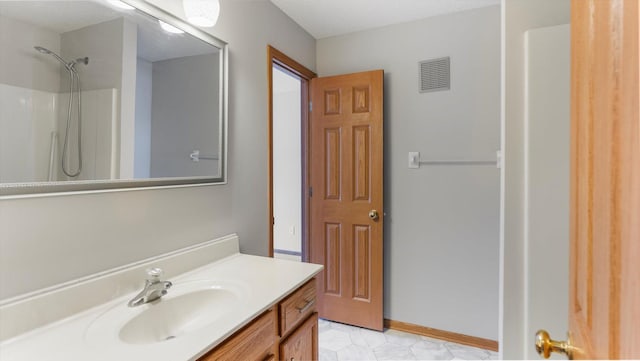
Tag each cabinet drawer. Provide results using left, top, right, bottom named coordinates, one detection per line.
left=280, top=312, right=318, bottom=361
left=199, top=308, right=276, bottom=361
left=279, top=279, right=316, bottom=336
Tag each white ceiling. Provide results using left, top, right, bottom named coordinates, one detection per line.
left=269, top=0, right=501, bottom=39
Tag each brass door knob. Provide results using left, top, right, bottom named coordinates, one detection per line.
left=535, top=330, right=574, bottom=359
left=368, top=209, right=379, bottom=221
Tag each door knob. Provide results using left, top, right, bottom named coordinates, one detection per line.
left=368, top=209, right=379, bottom=221
left=535, top=330, right=574, bottom=359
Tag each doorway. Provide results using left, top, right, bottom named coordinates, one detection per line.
left=272, top=66, right=302, bottom=261
left=267, top=46, right=316, bottom=261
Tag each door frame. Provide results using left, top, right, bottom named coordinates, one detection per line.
left=267, top=46, right=317, bottom=260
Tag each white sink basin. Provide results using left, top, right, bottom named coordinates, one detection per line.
left=85, top=280, right=250, bottom=346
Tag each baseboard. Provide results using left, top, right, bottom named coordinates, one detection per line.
left=384, top=319, right=499, bottom=352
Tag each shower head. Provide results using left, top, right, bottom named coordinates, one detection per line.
left=34, top=45, right=89, bottom=71
left=34, top=46, right=52, bottom=54
left=34, top=45, right=71, bottom=69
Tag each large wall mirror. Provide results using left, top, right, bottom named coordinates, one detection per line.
left=0, top=0, right=227, bottom=197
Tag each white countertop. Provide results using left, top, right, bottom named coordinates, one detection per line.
left=0, top=252, right=322, bottom=361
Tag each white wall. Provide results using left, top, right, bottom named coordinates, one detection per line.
left=150, top=54, right=220, bottom=178
left=0, top=0, right=315, bottom=301
left=524, top=24, right=570, bottom=360
left=317, top=6, right=500, bottom=340
left=273, top=67, right=302, bottom=254
left=119, top=19, right=138, bottom=179
left=502, top=0, right=570, bottom=358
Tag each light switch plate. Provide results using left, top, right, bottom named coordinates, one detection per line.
left=408, top=152, right=420, bottom=169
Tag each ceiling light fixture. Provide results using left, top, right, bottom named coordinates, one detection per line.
left=107, top=0, right=135, bottom=10
left=158, top=20, right=185, bottom=34
left=182, top=0, right=220, bottom=27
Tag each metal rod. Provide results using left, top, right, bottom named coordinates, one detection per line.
left=418, top=160, right=496, bottom=165
left=189, top=150, right=218, bottom=161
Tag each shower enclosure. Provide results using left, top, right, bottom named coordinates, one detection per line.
left=0, top=12, right=119, bottom=183
left=34, top=46, right=88, bottom=178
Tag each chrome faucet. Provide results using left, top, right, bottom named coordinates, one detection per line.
left=127, top=268, right=172, bottom=307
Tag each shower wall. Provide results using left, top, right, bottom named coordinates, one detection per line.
left=0, top=86, right=118, bottom=183
left=0, top=14, right=60, bottom=92
left=56, top=89, right=118, bottom=181
left=0, top=85, right=58, bottom=183
left=60, top=18, right=138, bottom=179
left=0, top=14, right=59, bottom=183
left=0, top=14, right=124, bottom=183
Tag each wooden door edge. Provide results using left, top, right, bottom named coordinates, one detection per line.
left=267, top=45, right=317, bottom=259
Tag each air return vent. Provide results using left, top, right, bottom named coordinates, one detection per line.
left=419, top=57, right=450, bottom=93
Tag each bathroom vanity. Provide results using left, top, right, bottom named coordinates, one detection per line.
left=199, top=279, right=317, bottom=360
left=0, top=234, right=322, bottom=360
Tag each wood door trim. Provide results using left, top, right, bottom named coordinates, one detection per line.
left=384, top=319, right=499, bottom=352
left=267, top=45, right=317, bottom=259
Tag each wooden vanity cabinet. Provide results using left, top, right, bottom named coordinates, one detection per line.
left=279, top=312, right=318, bottom=361
left=197, top=278, right=318, bottom=361
left=198, top=308, right=278, bottom=361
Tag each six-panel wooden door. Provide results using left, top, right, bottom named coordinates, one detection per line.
left=309, top=70, right=384, bottom=331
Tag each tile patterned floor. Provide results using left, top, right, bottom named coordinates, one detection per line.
left=319, top=319, right=499, bottom=361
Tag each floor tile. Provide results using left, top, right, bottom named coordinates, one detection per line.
left=354, top=328, right=388, bottom=349
left=318, top=319, right=498, bottom=361
left=384, top=329, right=420, bottom=347
left=337, top=344, right=377, bottom=361
left=320, top=329, right=353, bottom=352
left=320, top=348, right=339, bottom=361
left=411, top=340, right=454, bottom=360
left=373, top=342, right=416, bottom=360
left=444, top=342, right=491, bottom=360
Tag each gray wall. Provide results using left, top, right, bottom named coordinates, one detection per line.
left=150, top=54, right=219, bottom=178
left=317, top=6, right=500, bottom=340
left=134, top=58, right=152, bottom=178
left=0, top=14, right=61, bottom=92
left=0, top=0, right=316, bottom=301
left=502, top=0, right=570, bottom=358
left=60, top=18, right=127, bottom=92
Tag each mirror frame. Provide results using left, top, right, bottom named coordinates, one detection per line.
left=0, top=0, right=228, bottom=198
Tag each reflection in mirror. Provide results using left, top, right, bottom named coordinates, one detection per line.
left=0, top=0, right=227, bottom=195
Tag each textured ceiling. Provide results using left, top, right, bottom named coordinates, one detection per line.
left=269, top=0, right=501, bottom=39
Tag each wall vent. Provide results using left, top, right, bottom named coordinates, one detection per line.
left=419, top=57, right=450, bottom=93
